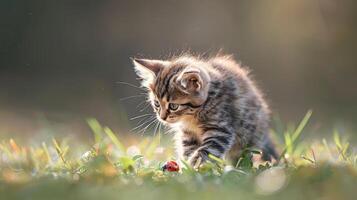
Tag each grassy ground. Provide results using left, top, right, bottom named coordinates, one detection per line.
left=0, top=111, right=356, bottom=200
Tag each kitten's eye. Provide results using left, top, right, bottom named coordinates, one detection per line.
left=154, top=100, right=160, bottom=108
left=168, top=103, right=179, bottom=111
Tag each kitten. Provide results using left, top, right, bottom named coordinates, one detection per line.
left=132, top=54, right=278, bottom=167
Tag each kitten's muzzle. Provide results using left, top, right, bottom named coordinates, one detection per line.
left=160, top=114, right=178, bottom=123
left=160, top=112, right=168, bottom=121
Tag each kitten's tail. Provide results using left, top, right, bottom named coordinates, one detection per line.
left=261, top=134, right=279, bottom=161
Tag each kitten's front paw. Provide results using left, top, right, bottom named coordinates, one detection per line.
left=188, top=150, right=208, bottom=169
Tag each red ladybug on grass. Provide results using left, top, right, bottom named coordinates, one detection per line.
left=162, top=161, right=180, bottom=172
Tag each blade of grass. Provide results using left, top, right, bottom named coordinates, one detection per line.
left=52, top=138, right=71, bottom=170
left=278, top=110, right=312, bottom=161
left=42, top=142, right=52, bottom=165
left=292, top=110, right=312, bottom=141
left=9, top=139, right=21, bottom=154
left=104, top=127, right=125, bottom=153
left=87, top=118, right=103, bottom=144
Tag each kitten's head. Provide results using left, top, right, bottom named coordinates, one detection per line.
left=132, top=56, right=210, bottom=124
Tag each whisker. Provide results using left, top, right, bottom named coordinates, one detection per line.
left=139, top=104, right=151, bottom=112
left=162, top=124, right=168, bottom=135
left=153, top=121, right=160, bottom=137
left=158, top=122, right=163, bottom=144
left=130, top=117, right=156, bottom=131
left=157, top=122, right=161, bottom=136
left=136, top=115, right=154, bottom=125
left=136, top=101, right=151, bottom=112
left=160, top=122, right=165, bottom=134
left=138, top=119, right=157, bottom=135
left=136, top=100, right=150, bottom=109
left=116, top=81, right=144, bottom=90
left=130, top=113, right=154, bottom=120
left=138, top=119, right=156, bottom=135
left=164, top=126, right=175, bottom=135
left=119, top=94, right=145, bottom=101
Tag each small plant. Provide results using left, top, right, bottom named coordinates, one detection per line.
left=0, top=111, right=356, bottom=200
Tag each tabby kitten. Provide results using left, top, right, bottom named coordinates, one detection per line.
left=132, top=54, right=278, bottom=167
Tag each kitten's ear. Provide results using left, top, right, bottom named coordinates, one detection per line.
left=132, top=58, right=166, bottom=87
left=177, top=67, right=204, bottom=93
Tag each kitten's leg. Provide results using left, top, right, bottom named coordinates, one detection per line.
left=261, top=134, right=278, bottom=161
left=188, top=130, right=233, bottom=168
left=181, top=136, right=200, bottom=160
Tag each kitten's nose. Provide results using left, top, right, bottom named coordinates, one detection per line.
left=160, top=112, right=168, bottom=121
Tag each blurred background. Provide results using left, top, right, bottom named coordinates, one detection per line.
left=1, top=0, right=356, bottom=141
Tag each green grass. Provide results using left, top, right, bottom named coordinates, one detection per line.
left=0, top=111, right=356, bottom=200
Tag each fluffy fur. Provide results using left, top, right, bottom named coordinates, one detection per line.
left=132, top=53, right=278, bottom=167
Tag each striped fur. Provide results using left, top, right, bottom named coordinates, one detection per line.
left=132, top=54, right=278, bottom=167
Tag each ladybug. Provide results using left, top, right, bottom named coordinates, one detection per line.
left=162, top=161, right=180, bottom=172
